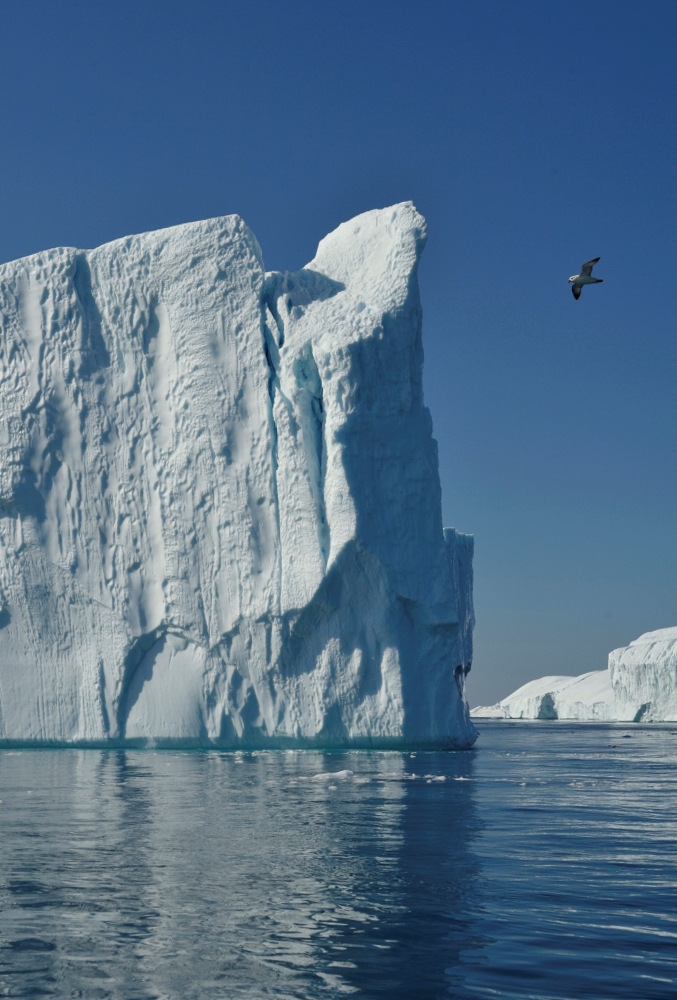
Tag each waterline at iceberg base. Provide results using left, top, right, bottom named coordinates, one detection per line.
left=0, top=203, right=476, bottom=748
left=472, top=627, right=677, bottom=722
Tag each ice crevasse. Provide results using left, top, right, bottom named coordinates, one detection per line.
left=0, top=202, right=476, bottom=747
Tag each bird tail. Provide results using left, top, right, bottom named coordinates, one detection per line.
left=592, top=278, right=604, bottom=283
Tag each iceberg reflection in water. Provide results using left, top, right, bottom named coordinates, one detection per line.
left=1, top=724, right=677, bottom=998
left=0, top=748, right=482, bottom=998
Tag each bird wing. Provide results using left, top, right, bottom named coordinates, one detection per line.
left=580, top=257, right=600, bottom=276
left=571, top=283, right=582, bottom=300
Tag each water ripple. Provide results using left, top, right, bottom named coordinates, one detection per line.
left=0, top=724, right=675, bottom=997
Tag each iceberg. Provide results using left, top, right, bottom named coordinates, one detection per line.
left=472, top=627, right=677, bottom=722
left=471, top=670, right=615, bottom=721
left=0, top=203, right=476, bottom=747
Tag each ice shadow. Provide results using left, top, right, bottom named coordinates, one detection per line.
left=71, top=254, right=111, bottom=377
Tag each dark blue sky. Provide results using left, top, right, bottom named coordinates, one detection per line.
left=1, top=1, right=676, bottom=704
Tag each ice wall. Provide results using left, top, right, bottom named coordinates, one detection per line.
left=0, top=203, right=476, bottom=747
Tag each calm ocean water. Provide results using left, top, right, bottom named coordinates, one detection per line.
left=1, top=722, right=676, bottom=999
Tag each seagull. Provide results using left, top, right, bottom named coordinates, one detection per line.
left=569, top=257, right=603, bottom=300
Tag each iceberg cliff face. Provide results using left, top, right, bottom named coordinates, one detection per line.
left=0, top=203, right=476, bottom=747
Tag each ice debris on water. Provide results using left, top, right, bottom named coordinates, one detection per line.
left=303, top=770, right=449, bottom=785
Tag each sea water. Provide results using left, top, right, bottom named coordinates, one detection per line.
left=0, top=722, right=676, bottom=998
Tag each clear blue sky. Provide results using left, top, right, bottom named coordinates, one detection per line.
left=1, top=1, right=676, bottom=705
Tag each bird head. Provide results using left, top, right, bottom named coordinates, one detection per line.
left=568, top=275, right=577, bottom=283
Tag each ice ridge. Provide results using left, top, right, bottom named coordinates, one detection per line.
left=0, top=203, right=475, bottom=747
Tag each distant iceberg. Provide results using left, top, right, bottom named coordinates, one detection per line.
left=0, top=203, right=475, bottom=747
left=472, top=627, right=677, bottom=722
left=471, top=670, right=615, bottom=721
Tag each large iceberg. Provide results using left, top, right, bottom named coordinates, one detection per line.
left=472, top=627, right=677, bottom=722
left=0, top=203, right=476, bottom=747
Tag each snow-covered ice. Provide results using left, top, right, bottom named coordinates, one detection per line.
left=0, top=203, right=475, bottom=747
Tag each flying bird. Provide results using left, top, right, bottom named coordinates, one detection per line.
left=569, top=257, right=603, bottom=300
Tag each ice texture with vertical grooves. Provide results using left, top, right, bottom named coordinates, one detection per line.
left=608, top=628, right=677, bottom=722
left=0, top=203, right=475, bottom=747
